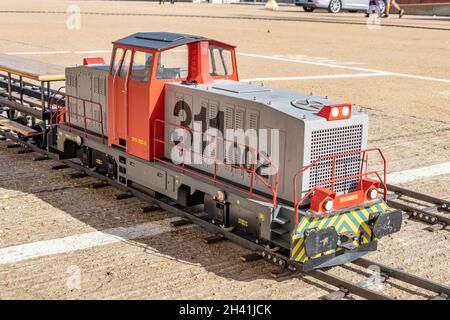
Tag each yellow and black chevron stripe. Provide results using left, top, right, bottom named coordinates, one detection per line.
left=290, top=201, right=389, bottom=263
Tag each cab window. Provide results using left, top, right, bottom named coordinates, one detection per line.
left=111, top=48, right=124, bottom=76
left=209, top=45, right=233, bottom=77
left=130, top=51, right=153, bottom=83
left=119, top=50, right=132, bottom=78
left=156, top=45, right=189, bottom=79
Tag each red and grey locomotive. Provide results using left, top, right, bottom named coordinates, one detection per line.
left=0, top=32, right=402, bottom=270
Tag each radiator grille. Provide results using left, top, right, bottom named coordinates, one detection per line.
left=309, top=125, right=363, bottom=194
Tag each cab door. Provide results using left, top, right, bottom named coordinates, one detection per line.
left=126, top=50, right=154, bottom=159
left=108, top=47, right=132, bottom=149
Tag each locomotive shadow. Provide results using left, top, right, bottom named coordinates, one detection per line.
left=0, top=144, right=338, bottom=296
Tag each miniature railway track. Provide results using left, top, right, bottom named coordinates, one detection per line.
left=0, top=10, right=449, bottom=32
left=387, top=184, right=450, bottom=231
left=0, top=129, right=449, bottom=300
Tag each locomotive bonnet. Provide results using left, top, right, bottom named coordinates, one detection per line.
left=0, top=32, right=403, bottom=271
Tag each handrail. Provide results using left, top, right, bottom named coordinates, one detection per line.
left=49, top=86, right=65, bottom=129
left=293, top=148, right=387, bottom=224
left=49, top=91, right=105, bottom=143
left=153, top=119, right=279, bottom=208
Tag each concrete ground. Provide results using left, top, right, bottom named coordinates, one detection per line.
left=0, top=1, right=449, bottom=299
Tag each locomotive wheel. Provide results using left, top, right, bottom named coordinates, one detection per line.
left=32, top=122, right=48, bottom=148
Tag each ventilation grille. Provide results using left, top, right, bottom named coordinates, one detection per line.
left=309, top=125, right=363, bottom=194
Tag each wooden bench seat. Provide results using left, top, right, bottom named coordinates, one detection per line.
left=0, top=53, right=65, bottom=82
left=0, top=115, right=41, bottom=137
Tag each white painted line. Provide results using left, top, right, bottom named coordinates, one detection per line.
left=238, top=52, right=390, bottom=73
left=2, top=50, right=449, bottom=84
left=4, top=51, right=71, bottom=55
left=241, top=72, right=391, bottom=82
left=387, top=162, right=450, bottom=185
left=238, top=52, right=450, bottom=84
left=73, top=50, right=111, bottom=54
left=0, top=217, right=193, bottom=265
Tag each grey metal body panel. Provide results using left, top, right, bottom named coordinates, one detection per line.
left=56, top=126, right=274, bottom=241
left=65, top=65, right=108, bottom=137
left=164, top=80, right=368, bottom=203
left=55, top=78, right=368, bottom=247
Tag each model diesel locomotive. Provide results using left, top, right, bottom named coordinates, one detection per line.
left=0, top=32, right=402, bottom=270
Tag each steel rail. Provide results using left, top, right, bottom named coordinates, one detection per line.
left=385, top=184, right=450, bottom=227
left=387, top=183, right=450, bottom=209
left=353, top=258, right=450, bottom=298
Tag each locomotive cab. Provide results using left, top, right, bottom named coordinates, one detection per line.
left=106, top=32, right=238, bottom=161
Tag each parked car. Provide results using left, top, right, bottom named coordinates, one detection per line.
left=294, top=0, right=386, bottom=14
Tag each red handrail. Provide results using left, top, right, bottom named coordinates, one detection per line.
left=49, top=92, right=105, bottom=143
left=49, top=86, right=66, bottom=129
left=153, top=119, right=279, bottom=208
left=293, top=148, right=387, bottom=224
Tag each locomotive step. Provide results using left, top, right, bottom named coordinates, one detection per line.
left=273, top=216, right=289, bottom=225
left=271, top=238, right=290, bottom=249
left=271, top=227, right=289, bottom=236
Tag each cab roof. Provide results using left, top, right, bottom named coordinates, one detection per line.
left=113, top=32, right=235, bottom=51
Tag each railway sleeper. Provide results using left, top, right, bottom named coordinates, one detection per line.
left=271, top=268, right=295, bottom=279
left=240, top=252, right=262, bottom=263
left=32, top=155, right=50, bottom=161
left=424, top=223, right=445, bottom=232
left=51, top=163, right=70, bottom=170
left=140, top=204, right=161, bottom=213
left=6, top=142, right=20, bottom=148
left=90, top=181, right=109, bottom=189
left=113, top=192, right=134, bottom=200
left=430, top=293, right=449, bottom=300
left=171, top=218, right=192, bottom=227
left=69, top=172, right=89, bottom=179
left=204, top=234, right=226, bottom=244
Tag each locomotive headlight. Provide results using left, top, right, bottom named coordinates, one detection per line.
left=341, top=106, right=350, bottom=117
left=368, top=188, right=378, bottom=200
left=323, top=198, right=334, bottom=211
left=331, top=107, right=339, bottom=118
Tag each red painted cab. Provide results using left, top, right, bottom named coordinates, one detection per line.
left=107, top=32, right=238, bottom=160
